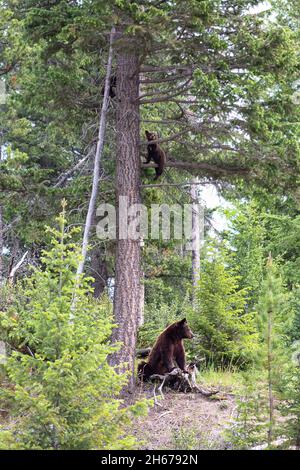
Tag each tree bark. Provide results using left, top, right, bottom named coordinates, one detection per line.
left=111, top=30, right=141, bottom=391
left=0, top=205, right=3, bottom=281
left=139, top=270, right=145, bottom=327
left=191, top=178, right=201, bottom=305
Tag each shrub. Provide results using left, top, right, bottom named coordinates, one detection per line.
left=0, top=208, right=147, bottom=449
left=188, top=246, right=259, bottom=367
left=137, top=297, right=190, bottom=348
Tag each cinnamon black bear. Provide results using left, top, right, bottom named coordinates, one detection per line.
left=138, top=318, right=194, bottom=381
left=101, top=74, right=117, bottom=99
left=145, top=130, right=166, bottom=180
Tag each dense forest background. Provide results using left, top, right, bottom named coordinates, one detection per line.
left=0, top=0, right=300, bottom=450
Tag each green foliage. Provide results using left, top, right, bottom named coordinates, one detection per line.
left=227, top=369, right=271, bottom=449
left=256, top=257, right=292, bottom=368
left=1, top=0, right=299, bottom=262
left=260, top=264, right=300, bottom=448
left=143, top=247, right=192, bottom=307
left=198, top=367, right=243, bottom=392
left=266, top=215, right=300, bottom=287
left=170, top=425, right=222, bottom=450
left=138, top=298, right=189, bottom=348
left=170, top=427, right=200, bottom=450
left=223, top=202, right=266, bottom=308
left=188, top=244, right=259, bottom=367
left=280, top=356, right=300, bottom=448
left=0, top=209, right=148, bottom=449
left=290, top=287, right=300, bottom=342
left=228, top=257, right=293, bottom=449
left=0, top=0, right=299, bottom=448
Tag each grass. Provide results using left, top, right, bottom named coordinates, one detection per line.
left=198, top=365, right=244, bottom=393
left=169, top=426, right=223, bottom=450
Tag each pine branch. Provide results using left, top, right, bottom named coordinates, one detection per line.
left=139, top=72, right=192, bottom=84
left=140, top=64, right=194, bottom=73
left=139, top=84, right=193, bottom=104
left=142, top=160, right=249, bottom=177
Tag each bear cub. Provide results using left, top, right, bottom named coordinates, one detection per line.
left=145, top=130, right=166, bottom=180
left=101, top=74, right=117, bottom=99
left=138, top=318, right=194, bottom=381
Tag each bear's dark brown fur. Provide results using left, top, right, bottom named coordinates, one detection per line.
left=145, top=130, right=166, bottom=180
left=138, top=318, right=194, bottom=381
left=101, top=74, right=117, bottom=99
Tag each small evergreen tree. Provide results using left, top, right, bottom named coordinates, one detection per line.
left=228, top=255, right=290, bottom=449
left=0, top=204, right=147, bottom=450
left=228, top=368, right=270, bottom=449
left=189, top=245, right=259, bottom=367
left=256, top=255, right=291, bottom=446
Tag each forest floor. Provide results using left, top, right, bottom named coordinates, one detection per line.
left=132, top=371, right=241, bottom=450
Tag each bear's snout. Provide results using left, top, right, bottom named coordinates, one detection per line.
left=186, top=327, right=194, bottom=339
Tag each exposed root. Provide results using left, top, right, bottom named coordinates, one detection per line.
left=148, top=364, right=219, bottom=405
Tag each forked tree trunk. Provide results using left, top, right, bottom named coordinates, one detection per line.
left=111, top=30, right=141, bottom=391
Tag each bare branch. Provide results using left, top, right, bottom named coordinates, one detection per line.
left=140, top=119, right=183, bottom=124
left=141, top=181, right=211, bottom=188
left=8, top=251, right=28, bottom=286
left=76, top=26, right=116, bottom=279
left=140, top=64, right=194, bottom=73
left=54, top=147, right=95, bottom=188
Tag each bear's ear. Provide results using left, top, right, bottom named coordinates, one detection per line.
left=180, top=318, right=186, bottom=324
left=145, top=130, right=150, bottom=137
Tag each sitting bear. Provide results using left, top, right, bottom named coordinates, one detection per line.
left=145, top=130, right=166, bottom=180
left=138, top=318, right=194, bottom=381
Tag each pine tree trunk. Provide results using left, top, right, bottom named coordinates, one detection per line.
left=138, top=269, right=145, bottom=327
left=111, top=30, right=141, bottom=391
left=191, top=178, right=201, bottom=304
left=0, top=205, right=3, bottom=281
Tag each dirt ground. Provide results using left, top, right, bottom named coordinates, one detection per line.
left=132, top=386, right=237, bottom=450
